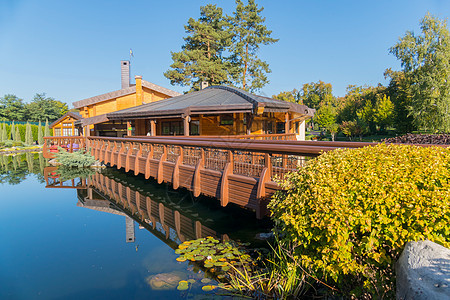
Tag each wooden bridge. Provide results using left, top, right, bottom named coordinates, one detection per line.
left=43, top=135, right=428, bottom=218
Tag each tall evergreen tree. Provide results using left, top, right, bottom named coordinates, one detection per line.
left=38, top=121, right=44, bottom=145
left=390, top=13, right=450, bottom=132
left=164, top=4, right=232, bottom=91
left=14, top=126, right=20, bottom=143
left=228, top=0, right=278, bottom=92
left=10, top=122, right=15, bottom=140
left=0, top=123, right=5, bottom=141
left=25, top=122, right=32, bottom=145
left=44, top=120, right=50, bottom=137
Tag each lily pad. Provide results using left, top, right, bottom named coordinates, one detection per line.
left=202, top=285, right=216, bottom=291
left=176, top=257, right=187, bottom=262
left=201, top=278, right=211, bottom=284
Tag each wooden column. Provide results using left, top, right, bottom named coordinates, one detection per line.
left=183, top=116, right=190, bottom=136
left=150, top=120, right=156, bottom=136
left=220, top=150, right=233, bottom=207
left=127, top=121, right=132, bottom=136
left=285, top=112, right=290, bottom=133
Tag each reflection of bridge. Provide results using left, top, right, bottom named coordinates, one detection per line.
left=44, top=166, right=225, bottom=246
left=88, top=172, right=221, bottom=244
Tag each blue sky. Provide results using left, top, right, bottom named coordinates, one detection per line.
left=0, top=0, right=449, bottom=107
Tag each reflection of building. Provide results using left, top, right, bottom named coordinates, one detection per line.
left=77, top=187, right=136, bottom=244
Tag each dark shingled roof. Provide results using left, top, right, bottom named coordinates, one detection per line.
left=107, top=86, right=313, bottom=120
left=50, top=111, right=83, bottom=128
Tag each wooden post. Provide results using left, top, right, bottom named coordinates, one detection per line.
left=127, top=121, right=132, bottom=136
left=193, top=148, right=204, bottom=197
left=134, top=144, right=142, bottom=175
left=150, top=120, right=156, bottom=136
left=285, top=112, right=290, bottom=133
left=157, top=145, right=167, bottom=184
left=117, top=142, right=125, bottom=169
left=220, top=150, right=233, bottom=207
left=172, top=146, right=183, bottom=190
left=145, top=145, right=153, bottom=179
left=184, top=116, right=190, bottom=136
left=125, top=143, right=133, bottom=172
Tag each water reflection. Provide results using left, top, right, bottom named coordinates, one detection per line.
left=1, top=153, right=270, bottom=299
left=0, top=152, right=46, bottom=185
left=42, top=165, right=270, bottom=249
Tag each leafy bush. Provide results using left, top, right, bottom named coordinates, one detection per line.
left=54, top=147, right=96, bottom=168
left=269, top=144, right=450, bottom=298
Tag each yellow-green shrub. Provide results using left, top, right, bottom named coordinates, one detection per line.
left=269, top=144, right=450, bottom=298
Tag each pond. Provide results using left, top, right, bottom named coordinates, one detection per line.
left=0, top=153, right=271, bottom=299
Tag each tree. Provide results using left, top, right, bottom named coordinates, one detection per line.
left=0, top=94, right=26, bottom=121
left=27, top=93, right=68, bottom=122
left=0, top=123, right=6, bottom=141
left=25, top=122, right=32, bottom=145
left=315, top=104, right=339, bottom=141
left=164, top=4, right=232, bottom=91
left=374, top=95, right=394, bottom=132
left=10, top=122, right=15, bottom=140
left=44, top=120, right=50, bottom=137
left=228, top=0, right=278, bottom=92
left=38, top=121, right=43, bottom=145
left=390, top=13, right=450, bottom=132
left=384, top=69, right=416, bottom=133
left=14, top=126, right=21, bottom=143
left=299, top=81, right=334, bottom=110
left=272, top=89, right=300, bottom=103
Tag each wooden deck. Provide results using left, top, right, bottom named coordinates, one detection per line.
left=42, top=135, right=447, bottom=218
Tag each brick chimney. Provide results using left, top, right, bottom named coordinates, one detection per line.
left=121, top=60, right=130, bottom=89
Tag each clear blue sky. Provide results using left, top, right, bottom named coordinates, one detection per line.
left=0, top=0, right=449, bottom=107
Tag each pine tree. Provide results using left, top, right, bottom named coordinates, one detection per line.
left=25, top=122, right=32, bottom=145
left=38, top=121, right=43, bottom=145
left=164, top=4, right=232, bottom=91
left=228, top=0, right=278, bottom=92
left=44, top=120, right=50, bottom=137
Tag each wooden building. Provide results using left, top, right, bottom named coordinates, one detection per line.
left=50, top=111, right=83, bottom=136
left=106, top=85, right=314, bottom=139
left=72, top=60, right=181, bottom=137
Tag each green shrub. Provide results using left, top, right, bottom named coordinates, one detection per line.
left=54, top=147, right=96, bottom=168
left=269, top=144, right=450, bottom=298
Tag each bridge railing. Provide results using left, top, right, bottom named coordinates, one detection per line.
left=43, top=136, right=86, bottom=159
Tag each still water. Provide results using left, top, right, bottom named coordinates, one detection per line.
left=0, top=153, right=270, bottom=299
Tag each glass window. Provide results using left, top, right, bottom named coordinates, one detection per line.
left=190, top=120, right=199, bottom=135
left=162, top=121, right=184, bottom=135
left=54, top=128, right=61, bottom=136
left=220, top=114, right=233, bottom=125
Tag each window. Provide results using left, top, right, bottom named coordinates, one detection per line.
left=276, top=122, right=285, bottom=134
left=220, top=114, right=234, bottom=126
left=190, top=120, right=199, bottom=135
left=162, top=121, right=183, bottom=135
left=54, top=128, right=61, bottom=136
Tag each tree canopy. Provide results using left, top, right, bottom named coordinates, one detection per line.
left=390, top=13, right=450, bottom=132
left=0, top=93, right=67, bottom=122
left=164, top=4, right=232, bottom=91
left=165, top=0, right=278, bottom=92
